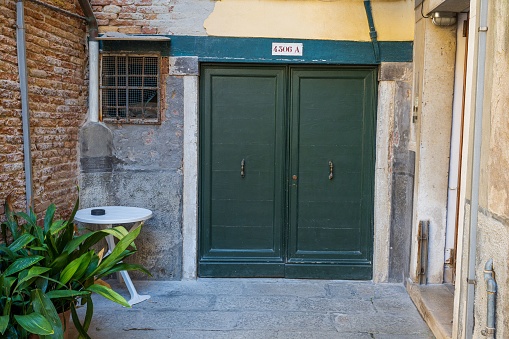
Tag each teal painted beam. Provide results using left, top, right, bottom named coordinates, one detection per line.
left=101, top=35, right=413, bottom=64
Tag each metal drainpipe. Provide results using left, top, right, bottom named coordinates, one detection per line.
left=77, top=0, right=99, bottom=123
left=481, top=259, right=497, bottom=338
left=465, top=0, right=489, bottom=337
left=16, top=0, right=33, bottom=212
left=363, top=0, right=381, bottom=63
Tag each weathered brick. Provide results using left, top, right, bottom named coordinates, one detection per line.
left=142, top=13, right=157, bottom=20
left=118, top=13, right=144, bottom=20
left=112, top=0, right=135, bottom=5
left=117, top=26, right=142, bottom=34
left=120, top=5, right=137, bottom=13
left=133, top=0, right=152, bottom=6
left=96, top=13, right=119, bottom=22
left=103, top=5, right=122, bottom=13
left=98, top=26, right=120, bottom=33
left=91, top=0, right=112, bottom=6
left=96, top=19, right=110, bottom=26
left=142, top=26, right=158, bottom=34
left=136, top=5, right=168, bottom=14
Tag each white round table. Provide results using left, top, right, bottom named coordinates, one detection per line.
left=74, top=206, right=153, bottom=306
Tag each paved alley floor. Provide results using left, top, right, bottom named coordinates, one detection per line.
left=69, top=279, right=434, bottom=339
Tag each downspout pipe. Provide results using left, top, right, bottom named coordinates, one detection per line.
left=481, top=259, right=497, bottom=338
left=363, top=0, right=381, bottom=63
left=465, top=0, right=489, bottom=337
left=16, top=0, right=33, bottom=212
left=77, top=0, right=99, bottom=123
left=77, top=0, right=98, bottom=40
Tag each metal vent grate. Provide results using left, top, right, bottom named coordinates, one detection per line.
left=100, top=54, right=160, bottom=124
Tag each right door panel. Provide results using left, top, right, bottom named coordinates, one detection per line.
left=286, top=68, right=375, bottom=279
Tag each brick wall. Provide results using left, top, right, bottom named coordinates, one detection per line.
left=91, top=0, right=213, bottom=36
left=93, top=0, right=159, bottom=34
left=0, top=0, right=88, bottom=220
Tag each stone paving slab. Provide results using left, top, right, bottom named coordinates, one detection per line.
left=69, top=279, right=434, bottom=338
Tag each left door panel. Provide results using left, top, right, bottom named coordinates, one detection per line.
left=199, top=65, right=286, bottom=277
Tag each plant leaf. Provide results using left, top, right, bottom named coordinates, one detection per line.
left=14, top=312, right=54, bottom=335
left=28, top=246, right=48, bottom=252
left=93, top=279, right=111, bottom=289
left=3, top=195, right=20, bottom=239
left=81, top=294, right=93, bottom=336
left=62, top=231, right=99, bottom=255
left=101, top=226, right=129, bottom=240
left=86, top=283, right=130, bottom=308
left=0, top=314, right=8, bottom=335
left=59, top=193, right=80, bottom=250
left=71, top=301, right=91, bottom=339
left=72, top=251, right=93, bottom=283
left=2, top=298, right=11, bottom=317
left=48, top=220, right=66, bottom=235
left=43, top=204, right=56, bottom=235
left=0, top=245, right=15, bottom=260
left=46, top=290, right=90, bottom=299
left=16, top=266, right=51, bottom=291
left=67, top=191, right=80, bottom=227
left=98, top=263, right=152, bottom=278
left=3, top=256, right=44, bottom=276
left=91, top=224, right=141, bottom=278
left=102, top=226, right=137, bottom=250
left=16, top=211, right=37, bottom=230
left=31, top=289, right=63, bottom=338
left=1, top=277, right=16, bottom=298
left=60, top=251, right=92, bottom=285
left=35, top=276, right=49, bottom=293
left=78, top=226, right=129, bottom=256
left=83, top=256, right=99, bottom=281
left=8, top=233, right=35, bottom=252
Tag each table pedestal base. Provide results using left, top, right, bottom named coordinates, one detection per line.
left=105, top=224, right=151, bottom=306
left=119, top=270, right=151, bottom=306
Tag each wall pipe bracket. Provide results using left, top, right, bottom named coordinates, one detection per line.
left=481, top=259, right=497, bottom=338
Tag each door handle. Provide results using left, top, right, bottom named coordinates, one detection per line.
left=329, top=160, right=334, bottom=180
left=241, top=159, right=245, bottom=178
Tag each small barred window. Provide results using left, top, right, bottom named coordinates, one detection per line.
left=100, top=54, right=160, bottom=124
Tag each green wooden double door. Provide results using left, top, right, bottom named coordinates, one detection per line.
left=199, top=64, right=376, bottom=279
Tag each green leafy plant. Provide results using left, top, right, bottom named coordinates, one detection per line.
left=0, top=195, right=151, bottom=338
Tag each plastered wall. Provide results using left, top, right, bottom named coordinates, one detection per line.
left=205, top=0, right=414, bottom=41
left=409, top=6, right=456, bottom=284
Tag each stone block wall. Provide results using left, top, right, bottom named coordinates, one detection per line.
left=0, top=0, right=88, bottom=218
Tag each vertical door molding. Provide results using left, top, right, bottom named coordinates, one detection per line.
left=373, top=62, right=414, bottom=283
left=179, top=57, right=200, bottom=280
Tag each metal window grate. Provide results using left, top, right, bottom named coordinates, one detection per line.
left=100, top=54, right=160, bottom=124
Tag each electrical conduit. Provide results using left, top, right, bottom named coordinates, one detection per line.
left=16, top=0, right=33, bottom=212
